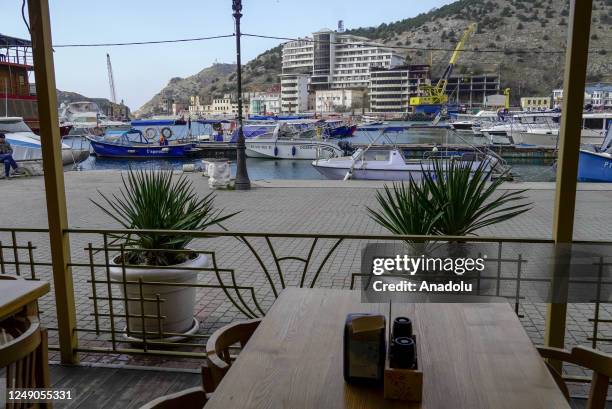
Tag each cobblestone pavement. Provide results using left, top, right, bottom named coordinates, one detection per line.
left=1, top=172, right=612, bottom=384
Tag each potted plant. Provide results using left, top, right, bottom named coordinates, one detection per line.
left=367, top=158, right=532, bottom=288
left=93, top=168, right=237, bottom=340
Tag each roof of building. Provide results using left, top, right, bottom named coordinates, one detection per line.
left=586, top=83, right=612, bottom=92
left=0, top=33, right=31, bottom=48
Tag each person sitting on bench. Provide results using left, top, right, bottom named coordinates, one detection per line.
left=0, top=133, right=21, bottom=179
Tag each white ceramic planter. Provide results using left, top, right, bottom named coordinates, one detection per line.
left=109, top=252, right=209, bottom=339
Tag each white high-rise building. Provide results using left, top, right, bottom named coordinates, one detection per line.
left=280, top=28, right=404, bottom=112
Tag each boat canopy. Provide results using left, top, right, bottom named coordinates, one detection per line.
left=131, top=119, right=183, bottom=126
left=96, top=128, right=152, bottom=145
left=196, top=119, right=231, bottom=125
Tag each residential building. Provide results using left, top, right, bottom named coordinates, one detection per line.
left=520, top=97, right=551, bottom=111
left=281, top=28, right=404, bottom=111
left=438, top=74, right=501, bottom=108
left=280, top=74, right=310, bottom=113
left=171, top=102, right=188, bottom=117
left=369, top=65, right=431, bottom=113
left=552, top=83, right=612, bottom=109
left=189, top=95, right=205, bottom=115
left=315, top=89, right=364, bottom=113
left=250, top=93, right=282, bottom=116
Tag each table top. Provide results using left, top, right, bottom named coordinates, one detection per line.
left=0, top=277, right=49, bottom=320
left=205, top=288, right=570, bottom=409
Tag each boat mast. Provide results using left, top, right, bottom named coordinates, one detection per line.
left=106, top=53, right=117, bottom=104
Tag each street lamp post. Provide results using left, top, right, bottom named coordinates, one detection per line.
left=232, top=0, right=251, bottom=190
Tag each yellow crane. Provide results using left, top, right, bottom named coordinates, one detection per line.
left=409, top=23, right=477, bottom=108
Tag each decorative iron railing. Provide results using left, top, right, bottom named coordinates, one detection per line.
left=1, top=227, right=612, bottom=369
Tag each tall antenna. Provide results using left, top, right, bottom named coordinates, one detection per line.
left=106, top=53, right=117, bottom=104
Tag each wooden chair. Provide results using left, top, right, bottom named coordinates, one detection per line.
left=0, top=315, right=51, bottom=409
left=139, top=365, right=214, bottom=409
left=537, top=345, right=612, bottom=409
left=206, top=319, right=262, bottom=388
left=139, top=386, right=208, bottom=409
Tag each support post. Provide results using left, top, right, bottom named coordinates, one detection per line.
left=28, top=0, right=78, bottom=364
left=545, top=0, right=593, bottom=352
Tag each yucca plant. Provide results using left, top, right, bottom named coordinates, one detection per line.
left=368, top=158, right=531, bottom=238
left=92, top=168, right=238, bottom=266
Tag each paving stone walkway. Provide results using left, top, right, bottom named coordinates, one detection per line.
left=1, top=172, right=612, bottom=381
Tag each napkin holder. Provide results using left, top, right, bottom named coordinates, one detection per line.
left=343, top=313, right=386, bottom=385
left=383, top=334, right=423, bottom=401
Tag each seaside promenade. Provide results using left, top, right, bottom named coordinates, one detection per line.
left=1, top=172, right=612, bottom=376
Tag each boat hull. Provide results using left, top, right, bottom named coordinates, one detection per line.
left=312, top=160, right=490, bottom=181
left=513, top=131, right=558, bottom=147
left=246, top=140, right=343, bottom=160
left=89, top=139, right=200, bottom=158
left=578, top=150, right=612, bottom=182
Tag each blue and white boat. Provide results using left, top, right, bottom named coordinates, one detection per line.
left=578, top=126, right=612, bottom=182
left=86, top=128, right=202, bottom=158
left=0, top=116, right=88, bottom=165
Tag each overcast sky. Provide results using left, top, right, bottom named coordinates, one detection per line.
left=1, top=0, right=454, bottom=109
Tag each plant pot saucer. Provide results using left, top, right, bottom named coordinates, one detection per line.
left=121, top=317, right=200, bottom=344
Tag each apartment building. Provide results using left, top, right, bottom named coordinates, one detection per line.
left=553, top=83, right=612, bottom=109
left=369, top=65, right=431, bottom=113
left=315, top=89, right=364, bottom=113
left=250, top=93, right=282, bottom=116
left=281, top=28, right=404, bottom=112
left=520, top=97, right=551, bottom=111
left=280, top=73, right=310, bottom=113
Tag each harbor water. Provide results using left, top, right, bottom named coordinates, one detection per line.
left=66, top=123, right=559, bottom=182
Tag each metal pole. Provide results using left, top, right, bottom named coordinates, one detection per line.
left=545, top=0, right=593, bottom=352
left=27, top=0, right=78, bottom=363
left=232, top=0, right=251, bottom=190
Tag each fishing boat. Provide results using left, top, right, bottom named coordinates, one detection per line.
left=578, top=127, right=612, bottom=182
left=312, top=125, right=502, bottom=181
left=86, top=128, right=203, bottom=158
left=0, top=117, right=89, bottom=165
left=245, top=123, right=344, bottom=160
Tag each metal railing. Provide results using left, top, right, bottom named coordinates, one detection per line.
left=2, top=227, right=612, bottom=364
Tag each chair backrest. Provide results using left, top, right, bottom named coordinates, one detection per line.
left=139, top=387, right=207, bottom=409
left=0, top=315, right=50, bottom=409
left=205, top=319, right=261, bottom=387
left=538, top=345, right=612, bottom=409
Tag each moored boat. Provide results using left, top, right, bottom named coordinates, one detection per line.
left=312, top=147, right=497, bottom=181
left=86, top=129, right=202, bottom=158
left=578, top=126, right=612, bottom=182
left=245, top=123, right=344, bottom=160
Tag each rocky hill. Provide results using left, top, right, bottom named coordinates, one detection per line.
left=57, top=90, right=129, bottom=116
left=135, top=0, right=611, bottom=114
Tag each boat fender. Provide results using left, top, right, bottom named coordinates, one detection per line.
left=92, top=126, right=104, bottom=136
left=274, top=146, right=279, bottom=157
left=144, top=127, right=158, bottom=140
left=161, top=127, right=173, bottom=139
left=292, top=146, right=296, bottom=156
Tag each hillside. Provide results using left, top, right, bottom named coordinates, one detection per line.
left=57, top=90, right=129, bottom=116
left=136, top=0, right=612, bottom=115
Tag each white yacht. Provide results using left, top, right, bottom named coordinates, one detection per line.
left=480, top=112, right=561, bottom=145
left=512, top=112, right=612, bottom=148
left=449, top=110, right=501, bottom=135
left=59, top=101, right=125, bottom=135
left=312, top=148, right=498, bottom=181
left=0, top=117, right=88, bottom=165
left=245, top=122, right=344, bottom=160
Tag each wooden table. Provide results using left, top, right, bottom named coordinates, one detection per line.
left=0, top=277, right=49, bottom=320
left=205, top=288, right=570, bottom=409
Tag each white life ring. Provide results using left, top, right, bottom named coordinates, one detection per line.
left=161, top=127, right=173, bottom=139
left=144, top=127, right=158, bottom=140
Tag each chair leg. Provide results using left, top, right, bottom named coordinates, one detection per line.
left=587, top=372, right=609, bottom=409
